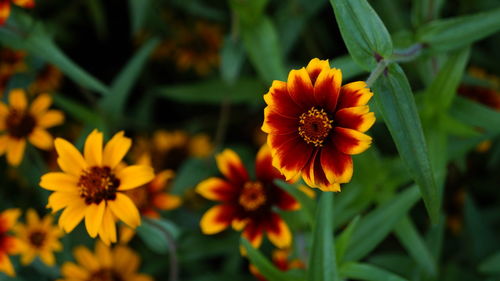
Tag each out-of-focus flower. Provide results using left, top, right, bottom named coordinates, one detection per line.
left=262, top=58, right=376, bottom=191
left=29, top=64, right=63, bottom=94
left=14, top=209, right=63, bottom=266
left=0, top=209, right=21, bottom=277
left=39, top=130, right=155, bottom=245
left=58, top=242, right=154, bottom=281
left=249, top=249, right=305, bottom=281
left=0, top=48, right=26, bottom=74
left=197, top=145, right=299, bottom=248
left=0, top=0, right=35, bottom=25
left=0, top=90, right=64, bottom=166
left=458, top=67, right=500, bottom=111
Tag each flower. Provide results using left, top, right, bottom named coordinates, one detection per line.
left=29, top=64, right=63, bottom=94
left=14, top=209, right=63, bottom=266
left=59, top=242, right=153, bottom=281
left=196, top=145, right=299, bottom=248
left=39, top=129, right=155, bottom=245
left=0, top=0, right=35, bottom=25
left=0, top=209, right=22, bottom=277
left=0, top=89, right=64, bottom=166
left=249, top=249, right=305, bottom=281
left=125, top=153, right=182, bottom=218
left=262, top=58, right=376, bottom=191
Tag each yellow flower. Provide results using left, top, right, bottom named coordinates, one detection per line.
left=59, top=242, right=154, bottom=281
left=39, top=129, right=155, bottom=245
left=0, top=89, right=64, bottom=166
left=14, top=209, right=63, bottom=266
left=0, top=209, right=22, bottom=277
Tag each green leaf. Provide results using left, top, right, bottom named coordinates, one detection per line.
left=128, top=0, right=152, bottom=35
left=423, top=47, right=470, bottom=115
left=229, top=0, right=268, bottom=25
left=373, top=64, right=439, bottom=223
left=394, top=217, right=437, bottom=276
left=307, top=192, right=339, bottom=281
left=464, top=195, right=498, bottom=261
left=220, top=36, right=246, bottom=84
left=99, top=37, right=160, bottom=119
left=479, top=251, right=500, bottom=274
left=329, top=0, right=393, bottom=70
left=0, top=14, right=109, bottom=95
left=340, top=262, right=409, bottom=281
left=241, top=238, right=303, bottom=281
left=274, top=180, right=316, bottom=224
left=335, top=216, right=360, bottom=263
left=450, top=97, right=500, bottom=134
left=52, top=94, right=104, bottom=128
left=155, top=78, right=266, bottom=105
left=411, top=0, right=445, bottom=27
left=345, top=186, right=420, bottom=261
left=441, top=114, right=480, bottom=137
left=136, top=218, right=180, bottom=254
left=417, top=7, right=500, bottom=51
left=330, top=55, right=366, bottom=80
left=240, top=17, right=287, bottom=82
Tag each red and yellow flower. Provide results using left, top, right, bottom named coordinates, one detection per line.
left=262, top=58, right=376, bottom=191
left=59, top=242, right=153, bottom=281
left=30, top=64, right=63, bottom=94
left=0, top=89, right=64, bottom=166
left=14, top=209, right=63, bottom=266
left=197, top=145, right=299, bottom=248
left=0, top=209, right=22, bottom=276
left=0, top=0, right=34, bottom=25
left=39, top=129, right=155, bottom=245
left=250, top=249, right=305, bottom=281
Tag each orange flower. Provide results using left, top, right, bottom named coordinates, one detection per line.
left=0, top=0, right=35, bottom=25
left=249, top=249, right=305, bottom=281
left=197, top=145, right=299, bottom=248
left=30, top=64, right=63, bottom=94
left=0, top=209, right=22, bottom=277
left=262, top=58, right=376, bottom=191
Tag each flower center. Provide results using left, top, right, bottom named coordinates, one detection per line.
left=78, top=166, right=120, bottom=205
left=28, top=230, right=46, bottom=248
left=5, top=109, right=36, bottom=139
left=239, top=181, right=266, bottom=211
left=89, top=269, right=124, bottom=281
left=298, top=107, right=333, bottom=147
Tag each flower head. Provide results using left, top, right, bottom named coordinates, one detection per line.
left=0, top=0, right=35, bottom=25
left=0, top=89, right=64, bottom=166
left=262, top=58, right=376, bottom=191
left=249, top=249, right=305, bottom=281
left=0, top=209, right=22, bottom=276
left=30, top=64, right=63, bottom=94
left=14, top=209, right=63, bottom=266
left=39, top=129, right=155, bottom=245
left=59, top=242, right=153, bottom=281
left=196, top=145, right=299, bottom=248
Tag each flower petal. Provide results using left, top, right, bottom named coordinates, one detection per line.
left=0, top=135, right=7, bottom=156
left=268, top=133, right=312, bottom=181
left=199, top=204, right=235, bottom=234
left=301, top=149, right=333, bottom=190
left=320, top=143, right=353, bottom=186
left=61, top=262, right=90, bottom=279
left=287, top=68, right=315, bottom=109
left=8, top=89, right=27, bottom=111
left=40, top=172, right=79, bottom=192
left=275, top=187, right=300, bottom=211
left=102, top=131, right=132, bottom=169
left=116, top=165, right=155, bottom=191
left=25, top=208, right=39, bottom=225
left=84, top=201, right=105, bottom=238
left=47, top=191, right=81, bottom=213
left=0, top=209, right=20, bottom=230
left=263, top=80, right=303, bottom=118
left=58, top=201, right=86, bottom=233
left=0, top=253, right=15, bottom=277
left=12, top=0, right=34, bottom=8
left=242, top=221, right=264, bottom=248
left=255, top=144, right=283, bottom=182
left=29, top=93, right=52, bottom=116
left=337, top=81, right=373, bottom=109
left=215, top=149, right=249, bottom=185
left=313, top=67, right=342, bottom=112
left=108, top=193, right=141, bottom=228
left=333, top=127, right=372, bottom=155
left=28, top=128, right=53, bottom=150
left=305, top=58, right=331, bottom=84
left=265, top=213, right=292, bottom=248
left=37, top=110, right=64, bottom=128
left=261, top=107, right=298, bottom=135
left=0, top=1, right=11, bottom=26
left=95, top=241, right=113, bottom=267
left=196, top=177, right=238, bottom=202
left=153, top=193, right=182, bottom=210
left=83, top=129, right=103, bottom=166
left=335, top=106, right=376, bottom=133
left=55, top=138, right=87, bottom=176
left=6, top=138, right=26, bottom=166
left=98, top=208, right=117, bottom=245
left=73, top=246, right=99, bottom=271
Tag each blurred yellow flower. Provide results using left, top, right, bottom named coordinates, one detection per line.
left=0, top=89, right=64, bottom=166
left=14, top=209, right=63, bottom=266
left=0, top=209, right=22, bottom=277
left=39, top=129, right=155, bottom=245
left=58, top=242, right=154, bottom=281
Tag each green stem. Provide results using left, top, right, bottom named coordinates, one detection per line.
left=366, top=60, right=389, bottom=87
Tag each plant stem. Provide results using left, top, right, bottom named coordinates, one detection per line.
left=145, top=218, right=179, bottom=281
left=366, top=60, right=389, bottom=87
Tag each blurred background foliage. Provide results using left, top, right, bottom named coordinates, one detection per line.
left=0, top=0, right=500, bottom=280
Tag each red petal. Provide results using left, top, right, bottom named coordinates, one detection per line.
left=264, top=213, right=292, bottom=248
left=243, top=221, right=264, bottom=248
left=320, top=144, right=353, bottom=185
left=0, top=1, right=11, bottom=25
left=262, top=107, right=298, bottom=135
left=335, top=106, right=376, bottom=132
left=301, top=149, right=332, bottom=190
left=200, top=204, right=236, bottom=234
left=287, top=68, right=315, bottom=109
left=216, top=149, right=249, bottom=185
left=263, top=80, right=303, bottom=118
left=268, top=134, right=313, bottom=181
left=255, top=144, right=283, bottom=182
left=332, top=127, right=372, bottom=155
left=196, top=177, right=238, bottom=202
left=313, top=68, right=342, bottom=112
left=337, top=81, right=373, bottom=109
left=305, top=58, right=331, bottom=84
left=275, top=187, right=299, bottom=211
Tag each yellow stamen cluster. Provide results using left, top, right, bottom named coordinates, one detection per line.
left=239, top=181, right=266, bottom=211
left=298, top=107, right=333, bottom=147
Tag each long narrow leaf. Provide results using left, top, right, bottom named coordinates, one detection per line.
left=340, top=262, right=409, bottom=281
